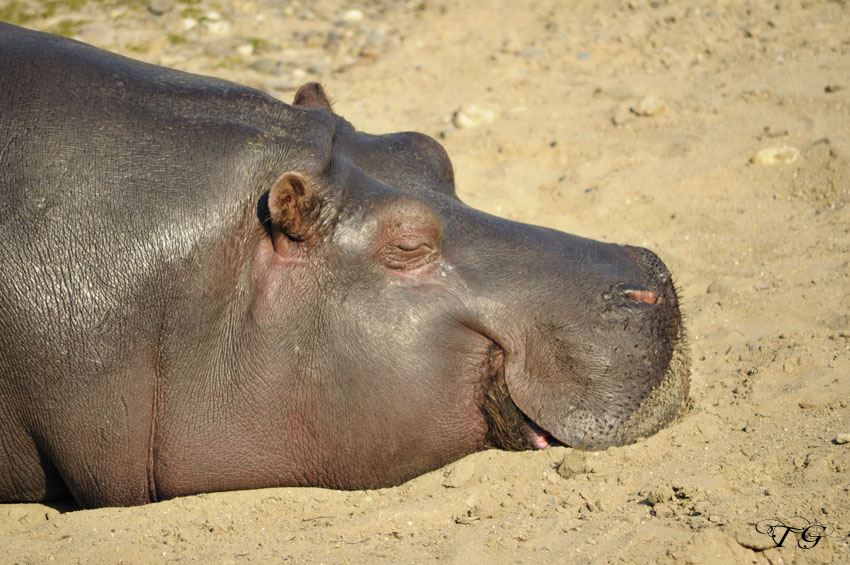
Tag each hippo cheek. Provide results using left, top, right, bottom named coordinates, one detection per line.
left=502, top=306, right=690, bottom=450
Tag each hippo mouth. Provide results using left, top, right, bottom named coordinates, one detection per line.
left=480, top=324, right=690, bottom=451
left=480, top=347, right=566, bottom=450
left=524, top=419, right=564, bottom=449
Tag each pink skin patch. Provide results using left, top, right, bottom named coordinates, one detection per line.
left=531, top=430, right=552, bottom=449
left=624, top=289, right=661, bottom=305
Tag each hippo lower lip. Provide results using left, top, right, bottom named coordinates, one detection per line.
left=525, top=419, right=563, bottom=450
left=480, top=345, right=569, bottom=451
left=486, top=386, right=565, bottom=450
left=504, top=315, right=689, bottom=451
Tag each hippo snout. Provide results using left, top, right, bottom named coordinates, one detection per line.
left=488, top=242, right=689, bottom=452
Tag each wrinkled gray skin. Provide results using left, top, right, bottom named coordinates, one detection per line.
left=0, top=23, right=689, bottom=508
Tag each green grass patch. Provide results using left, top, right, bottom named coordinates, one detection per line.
left=247, top=37, right=270, bottom=52
left=1, top=0, right=95, bottom=25
left=41, top=0, right=88, bottom=18
left=0, top=0, right=36, bottom=25
left=125, top=42, right=148, bottom=53
left=181, top=6, right=202, bottom=19
left=215, top=54, right=243, bottom=69
left=48, top=18, right=89, bottom=37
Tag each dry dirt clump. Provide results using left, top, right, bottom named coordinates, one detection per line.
left=2, top=0, right=850, bottom=563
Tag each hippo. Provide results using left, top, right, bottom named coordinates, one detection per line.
left=0, top=23, right=688, bottom=509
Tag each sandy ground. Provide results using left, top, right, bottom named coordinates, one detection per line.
left=2, top=0, right=849, bottom=563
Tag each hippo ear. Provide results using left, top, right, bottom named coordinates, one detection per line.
left=293, top=83, right=334, bottom=112
left=267, top=172, right=321, bottom=242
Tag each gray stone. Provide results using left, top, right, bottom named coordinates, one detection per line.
left=307, top=62, right=331, bottom=75
left=148, top=0, right=174, bottom=16
left=250, top=58, right=280, bottom=74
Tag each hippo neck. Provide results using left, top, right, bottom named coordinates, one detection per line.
left=149, top=222, right=329, bottom=497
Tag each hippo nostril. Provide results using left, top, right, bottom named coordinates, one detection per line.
left=609, top=283, right=663, bottom=306
left=624, top=289, right=661, bottom=305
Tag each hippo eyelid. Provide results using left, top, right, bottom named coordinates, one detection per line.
left=381, top=240, right=438, bottom=272
left=395, top=238, right=432, bottom=252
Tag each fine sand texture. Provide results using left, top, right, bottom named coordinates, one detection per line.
left=1, top=0, right=849, bottom=563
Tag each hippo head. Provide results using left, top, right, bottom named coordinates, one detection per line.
left=248, top=84, right=689, bottom=488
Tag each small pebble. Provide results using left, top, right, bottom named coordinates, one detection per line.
left=148, top=0, right=173, bottom=16
left=206, top=20, right=231, bottom=35
left=307, top=62, right=331, bottom=75
left=452, top=105, right=496, bottom=129
left=360, top=46, right=380, bottom=58
left=753, top=145, right=800, bottom=165
left=835, top=433, right=850, bottom=445
left=633, top=94, right=666, bottom=116
left=342, top=9, right=364, bottom=22
left=250, top=58, right=279, bottom=74
left=236, top=44, right=255, bottom=57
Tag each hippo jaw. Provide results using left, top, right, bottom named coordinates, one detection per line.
left=481, top=267, right=690, bottom=452
left=496, top=331, right=690, bottom=451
